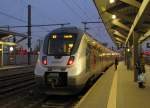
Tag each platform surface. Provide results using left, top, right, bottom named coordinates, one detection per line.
left=75, top=62, right=150, bottom=108
left=0, top=65, right=32, bottom=70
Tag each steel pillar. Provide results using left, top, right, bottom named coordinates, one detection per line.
left=132, top=32, right=139, bottom=82
left=28, top=5, right=31, bottom=65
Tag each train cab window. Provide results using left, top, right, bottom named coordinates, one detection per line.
left=47, top=34, right=77, bottom=55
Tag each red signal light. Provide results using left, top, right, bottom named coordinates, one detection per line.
left=67, top=56, right=74, bottom=65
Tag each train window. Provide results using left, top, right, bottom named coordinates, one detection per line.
left=47, top=34, right=77, bottom=55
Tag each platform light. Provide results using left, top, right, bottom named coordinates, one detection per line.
left=127, top=48, right=130, bottom=52
left=92, top=41, right=96, bottom=44
left=9, top=46, right=14, bottom=52
left=109, top=0, right=115, bottom=4
left=112, top=14, right=116, bottom=19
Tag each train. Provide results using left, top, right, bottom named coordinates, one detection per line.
left=34, top=27, right=118, bottom=95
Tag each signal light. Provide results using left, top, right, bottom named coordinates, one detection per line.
left=67, top=56, right=74, bottom=65
left=42, top=56, right=48, bottom=65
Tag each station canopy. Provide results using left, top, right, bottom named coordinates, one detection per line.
left=94, top=0, right=150, bottom=47
left=0, top=29, right=27, bottom=43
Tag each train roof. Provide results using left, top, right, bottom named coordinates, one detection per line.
left=48, top=27, right=84, bottom=35
left=45, top=27, right=115, bottom=53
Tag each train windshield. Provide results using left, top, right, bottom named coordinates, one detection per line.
left=47, top=34, right=77, bottom=55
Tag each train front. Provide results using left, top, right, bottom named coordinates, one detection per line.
left=34, top=28, right=85, bottom=95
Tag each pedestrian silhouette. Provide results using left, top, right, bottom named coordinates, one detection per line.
left=115, top=57, right=118, bottom=70
left=136, top=53, right=145, bottom=88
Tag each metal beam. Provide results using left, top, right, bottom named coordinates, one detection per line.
left=113, top=34, right=126, bottom=42
left=125, top=0, right=150, bottom=44
left=115, top=37, right=125, bottom=43
left=16, top=37, right=27, bottom=43
left=120, top=0, right=141, bottom=8
left=113, top=30, right=127, bottom=39
left=115, top=40, right=124, bottom=44
left=139, top=30, right=150, bottom=43
left=112, top=19, right=130, bottom=31
left=1, top=35, right=14, bottom=41
left=0, top=29, right=27, bottom=38
left=0, top=41, right=16, bottom=46
left=115, top=41, right=121, bottom=44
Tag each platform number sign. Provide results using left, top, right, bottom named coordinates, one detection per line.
left=147, top=43, right=150, bottom=48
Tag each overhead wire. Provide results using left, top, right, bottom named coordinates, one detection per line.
left=87, top=0, right=99, bottom=19
left=69, top=0, right=101, bottom=36
left=0, top=4, right=48, bottom=46
left=19, top=0, right=61, bottom=25
left=62, top=0, right=84, bottom=21
left=85, top=0, right=104, bottom=40
left=0, top=1, right=47, bottom=46
left=0, top=10, right=26, bottom=23
left=80, top=0, right=96, bottom=19
left=0, top=0, right=100, bottom=39
left=20, top=1, right=52, bottom=31
left=70, top=0, right=94, bottom=21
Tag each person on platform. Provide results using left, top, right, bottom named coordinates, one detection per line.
left=114, top=57, right=118, bottom=70
left=136, top=53, right=145, bottom=88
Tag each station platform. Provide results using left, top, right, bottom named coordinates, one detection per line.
left=0, top=65, right=33, bottom=70
left=0, top=65, right=27, bottom=70
left=75, top=62, right=150, bottom=108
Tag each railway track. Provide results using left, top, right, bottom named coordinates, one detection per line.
left=0, top=92, right=79, bottom=108
left=0, top=66, right=35, bottom=98
left=29, top=95, right=79, bottom=108
left=0, top=65, right=111, bottom=108
left=0, top=65, right=81, bottom=108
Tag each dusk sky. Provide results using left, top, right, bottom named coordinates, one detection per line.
left=0, top=0, right=115, bottom=48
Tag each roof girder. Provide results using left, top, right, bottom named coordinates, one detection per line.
left=115, top=37, right=125, bottom=43
left=0, top=29, right=27, bottom=38
left=113, top=30, right=127, bottom=39
left=112, top=19, right=130, bottom=31
left=120, top=0, right=141, bottom=8
left=139, top=30, right=150, bottom=43
left=125, top=0, right=150, bottom=44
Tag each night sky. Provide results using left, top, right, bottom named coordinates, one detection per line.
left=0, top=0, right=115, bottom=49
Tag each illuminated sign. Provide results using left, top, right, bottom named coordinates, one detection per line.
left=51, top=34, right=73, bottom=39
left=64, top=35, right=73, bottom=38
left=144, top=51, right=150, bottom=55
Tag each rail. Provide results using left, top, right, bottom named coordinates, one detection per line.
left=0, top=66, right=35, bottom=98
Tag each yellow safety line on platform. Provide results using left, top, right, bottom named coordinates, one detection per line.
left=107, top=70, right=117, bottom=108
